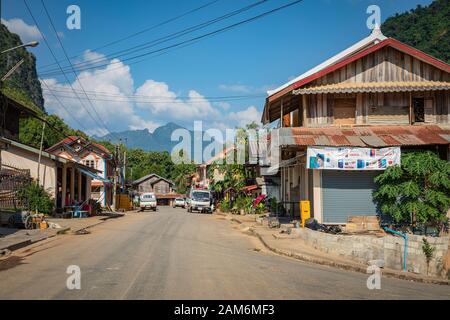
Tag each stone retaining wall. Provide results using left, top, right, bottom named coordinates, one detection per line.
left=291, top=227, right=449, bottom=278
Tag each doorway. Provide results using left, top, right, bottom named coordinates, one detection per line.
left=413, top=98, right=425, bottom=123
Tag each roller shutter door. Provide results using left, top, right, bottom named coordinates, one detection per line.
left=322, top=171, right=379, bottom=224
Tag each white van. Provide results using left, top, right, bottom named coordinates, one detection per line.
left=187, top=189, right=212, bottom=213
left=139, top=193, right=157, bottom=211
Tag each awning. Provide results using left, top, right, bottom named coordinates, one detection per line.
left=242, top=185, right=259, bottom=192
left=293, top=81, right=450, bottom=95
left=278, top=125, right=450, bottom=148
left=78, top=168, right=110, bottom=183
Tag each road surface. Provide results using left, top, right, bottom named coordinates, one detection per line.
left=0, top=207, right=448, bottom=299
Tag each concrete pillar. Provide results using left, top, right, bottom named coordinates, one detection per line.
left=61, top=166, right=67, bottom=207
left=78, top=169, right=82, bottom=202
left=70, top=167, right=75, bottom=205
left=86, top=177, right=91, bottom=200
left=313, top=170, right=322, bottom=223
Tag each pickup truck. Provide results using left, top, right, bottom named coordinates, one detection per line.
left=187, top=189, right=213, bottom=213
left=139, top=193, right=157, bottom=211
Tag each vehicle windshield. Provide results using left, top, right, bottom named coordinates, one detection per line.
left=141, top=194, right=155, bottom=200
left=175, top=198, right=184, bottom=201
left=192, top=191, right=210, bottom=201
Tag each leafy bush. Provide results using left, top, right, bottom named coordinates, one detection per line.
left=234, top=196, right=253, bottom=214
left=374, top=151, right=450, bottom=230
left=18, top=182, right=54, bottom=215
left=269, top=198, right=284, bottom=215
left=422, top=238, right=435, bottom=275
left=255, top=202, right=266, bottom=215
left=219, top=199, right=231, bottom=213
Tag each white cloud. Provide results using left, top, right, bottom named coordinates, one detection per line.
left=135, top=80, right=221, bottom=121
left=219, top=83, right=277, bottom=95
left=229, top=106, right=262, bottom=128
left=42, top=51, right=264, bottom=137
left=42, top=57, right=159, bottom=136
left=1, top=18, right=41, bottom=43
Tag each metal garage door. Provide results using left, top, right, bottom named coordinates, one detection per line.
left=322, top=171, right=379, bottom=224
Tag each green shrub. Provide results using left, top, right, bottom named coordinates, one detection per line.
left=235, top=196, right=253, bottom=214
left=374, top=151, right=450, bottom=230
left=219, top=199, right=231, bottom=213
left=255, top=202, right=266, bottom=215
left=18, top=182, right=54, bottom=215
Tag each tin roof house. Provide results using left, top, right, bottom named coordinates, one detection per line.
left=261, top=27, right=450, bottom=224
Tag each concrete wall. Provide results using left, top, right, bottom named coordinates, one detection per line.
left=2, top=145, right=57, bottom=198
left=293, top=228, right=449, bottom=278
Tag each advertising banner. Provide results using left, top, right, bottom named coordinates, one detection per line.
left=307, top=146, right=401, bottom=170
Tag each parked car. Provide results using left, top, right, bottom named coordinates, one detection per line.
left=187, top=189, right=213, bottom=213
left=173, top=198, right=186, bottom=208
left=139, top=193, right=157, bottom=211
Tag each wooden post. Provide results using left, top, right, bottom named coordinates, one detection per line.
left=302, top=95, right=308, bottom=127
left=409, top=92, right=413, bottom=124
left=62, top=166, right=67, bottom=207
left=280, top=99, right=284, bottom=128
left=70, top=166, right=75, bottom=204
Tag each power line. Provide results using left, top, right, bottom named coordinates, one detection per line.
left=41, top=85, right=265, bottom=100
left=39, top=0, right=304, bottom=78
left=38, top=0, right=222, bottom=71
left=39, top=0, right=121, bottom=141
left=40, top=78, right=90, bottom=132
left=39, top=0, right=270, bottom=75
left=22, top=0, right=116, bottom=140
left=41, top=89, right=265, bottom=104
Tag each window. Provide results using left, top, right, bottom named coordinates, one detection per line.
left=84, top=160, right=96, bottom=169
left=413, top=98, right=425, bottom=123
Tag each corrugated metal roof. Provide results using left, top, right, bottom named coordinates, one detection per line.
left=293, top=81, right=450, bottom=95
left=284, top=125, right=450, bottom=147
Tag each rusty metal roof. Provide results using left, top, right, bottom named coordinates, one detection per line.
left=280, top=125, right=450, bottom=147
left=293, top=81, right=450, bottom=95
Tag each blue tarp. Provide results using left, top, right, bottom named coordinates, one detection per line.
left=78, top=168, right=110, bottom=183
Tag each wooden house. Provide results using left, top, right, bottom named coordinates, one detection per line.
left=261, top=27, right=450, bottom=224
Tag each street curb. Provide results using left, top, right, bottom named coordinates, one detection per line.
left=0, top=214, right=125, bottom=253
left=249, top=227, right=450, bottom=286
left=223, top=215, right=450, bottom=286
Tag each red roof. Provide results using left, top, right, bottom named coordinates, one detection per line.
left=282, top=125, right=450, bottom=147
left=268, top=38, right=450, bottom=103
left=47, top=136, right=112, bottom=158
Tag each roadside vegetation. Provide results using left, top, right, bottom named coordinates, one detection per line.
left=374, top=151, right=450, bottom=235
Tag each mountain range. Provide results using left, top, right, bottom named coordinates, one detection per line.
left=94, top=122, right=210, bottom=155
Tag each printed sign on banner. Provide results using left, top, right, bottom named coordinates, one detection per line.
left=307, top=147, right=401, bottom=170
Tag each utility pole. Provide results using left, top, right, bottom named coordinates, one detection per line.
left=37, top=122, right=46, bottom=185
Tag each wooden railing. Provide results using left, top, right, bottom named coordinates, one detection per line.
left=0, top=163, right=31, bottom=210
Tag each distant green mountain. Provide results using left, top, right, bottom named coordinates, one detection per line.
left=94, top=122, right=182, bottom=151
left=381, top=0, right=450, bottom=63
left=94, top=122, right=210, bottom=154
left=0, top=23, right=44, bottom=110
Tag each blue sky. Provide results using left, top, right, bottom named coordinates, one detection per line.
left=2, top=0, right=432, bottom=136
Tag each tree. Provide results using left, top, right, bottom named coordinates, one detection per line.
left=374, top=151, right=450, bottom=230
left=381, top=0, right=450, bottom=64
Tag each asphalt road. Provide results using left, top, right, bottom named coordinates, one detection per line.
left=0, top=207, right=448, bottom=300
